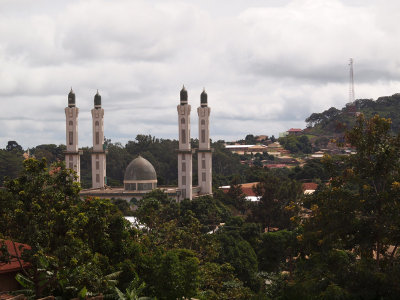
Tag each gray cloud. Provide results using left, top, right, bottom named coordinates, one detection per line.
left=1, top=0, right=400, bottom=148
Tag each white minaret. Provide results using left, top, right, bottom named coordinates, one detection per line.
left=177, top=86, right=193, bottom=200
left=91, top=91, right=106, bottom=189
left=65, top=88, right=82, bottom=181
left=197, top=89, right=212, bottom=195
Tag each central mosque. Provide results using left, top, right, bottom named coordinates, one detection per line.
left=65, top=86, right=212, bottom=201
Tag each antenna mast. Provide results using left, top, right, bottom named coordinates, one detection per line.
left=349, top=58, right=355, bottom=103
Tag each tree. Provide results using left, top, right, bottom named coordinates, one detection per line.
left=287, top=115, right=400, bottom=298
left=252, top=173, right=301, bottom=232
left=6, top=140, right=23, bottom=152
left=0, top=158, right=129, bottom=297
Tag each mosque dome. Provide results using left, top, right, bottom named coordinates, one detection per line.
left=180, top=85, right=188, bottom=104
left=94, top=90, right=101, bottom=108
left=200, top=89, right=207, bottom=107
left=68, top=88, right=76, bottom=107
left=124, top=156, right=157, bottom=191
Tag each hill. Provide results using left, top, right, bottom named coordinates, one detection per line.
left=304, top=93, right=400, bottom=137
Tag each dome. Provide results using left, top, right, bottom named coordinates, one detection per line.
left=180, top=85, right=188, bottom=105
left=94, top=90, right=101, bottom=108
left=200, top=88, right=207, bottom=107
left=124, top=156, right=157, bottom=191
left=68, top=88, right=76, bottom=107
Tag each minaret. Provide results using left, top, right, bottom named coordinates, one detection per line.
left=64, top=88, right=82, bottom=181
left=91, top=90, right=106, bottom=189
left=177, top=86, right=193, bottom=200
left=197, top=89, right=212, bottom=195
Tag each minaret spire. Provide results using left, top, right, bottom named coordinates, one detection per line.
left=64, top=88, right=82, bottom=181
left=91, top=90, right=106, bottom=189
left=177, top=86, right=192, bottom=200
left=197, top=88, right=212, bottom=195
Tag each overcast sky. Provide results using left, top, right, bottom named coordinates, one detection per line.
left=1, top=0, right=400, bottom=149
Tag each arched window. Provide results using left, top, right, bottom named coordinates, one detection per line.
left=201, top=119, right=205, bottom=125
left=181, top=129, right=186, bottom=144
left=95, top=121, right=99, bottom=127
left=181, top=118, right=185, bottom=124
left=96, top=132, right=99, bottom=144
left=69, top=131, right=73, bottom=145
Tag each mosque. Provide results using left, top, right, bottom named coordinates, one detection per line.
left=64, top=87, right=212, bottom=201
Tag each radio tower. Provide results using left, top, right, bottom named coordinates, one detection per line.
left=349, top=58, right=355, bottom=103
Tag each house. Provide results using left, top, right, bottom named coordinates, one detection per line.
left=219, top=182, right=261, bottom=201
left=302, top=182, right=318, bottom=194
left=287, top=128, right=303, bottom=136
left=224, top=144, right=268, bottom=155
left=0, top=240, right=30, bottom=292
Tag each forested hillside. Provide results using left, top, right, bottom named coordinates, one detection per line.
left=0, top=135, right=249, bottom=188
left=305, top=93, right=400, bottom=137
left=2, top=115, right=400, bottom=299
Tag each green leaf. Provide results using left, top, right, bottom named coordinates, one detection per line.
left=78, top=286, right=87, bottom=299
left=15, top=273, right=34, bottom=289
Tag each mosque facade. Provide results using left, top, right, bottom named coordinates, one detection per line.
left=66, top=87, right=212, bottom=201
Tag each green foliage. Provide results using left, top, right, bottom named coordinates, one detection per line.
left=215, top=229, right=260, bottom=291
left=251, top=173, right=302, bottom=231
left=153, top=249, right=199, bottom=299
left=278, top=135, right=312, bottom=154
left=284, top=115, right=400, bottom=298
left=0, top=148, right=24, bottom=186
left=0, top=158, right=130, bottom=298
left=258, top=230, right=299, bottom=273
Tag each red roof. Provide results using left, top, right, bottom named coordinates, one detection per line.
left=287, top=128, right=302, bottom=132
left=266, top=164, right=288, bottom=169
left=0, top=240, right=30, bottom=274
left=302, top=182, right=318, bottom=191
left=219, top=182, right=259, bottom=197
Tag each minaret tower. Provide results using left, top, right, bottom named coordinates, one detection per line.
left=91, top=91, right=106, bottom=189
left=65, top=88, right=82, bottom=181
left=197, top=89, right=212, bottom=195
left=177, top=86, right=193, bottom=200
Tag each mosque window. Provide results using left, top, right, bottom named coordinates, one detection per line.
left=96, top=154, right=99, bottom=159
left=202, top=153, right=205, bottom=159
left=96, top=174, right=100, bottom=183
left=202, top=172, right=206, bottom=182
left=69, top=121, right=73, bottom=126
left=201, top=130, right=205, bottom=143
left=125, top=183, right=136, bottom=190
left=182, top=162, right=186, bottom=172
left=95, top=121, right=99, bottom=127
left=69, top=131, right=73, bottom=145
left=201, top=119, right=205, bottom=125
left=181, top=118, right=185, bottom=124
left=96, top=161, right=99, bottom=170
left=96, top=132, right=99, bottom=144
left=182, top=154, right=185, bottom=161
left=138, top=183, right=152, bottom=190
left=182, top=176, right=186, bottom=185
left=202, top=160, right=206, bottom=169
left=69, top=161, right=73, bottom=169
left=181, top=129, right=186, bottom=144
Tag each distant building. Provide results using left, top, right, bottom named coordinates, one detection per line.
left=302, top=182, right=318, bottom=194
left=78, top=87, right=213, bottom=201
left=219, top=182, right=261, bottom=202
left=224, top=144, right=268, bottom=155
left=287, top=128, right=303, bottom=136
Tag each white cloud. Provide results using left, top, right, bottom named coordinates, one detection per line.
left=1, top=0, right=400, bottom=148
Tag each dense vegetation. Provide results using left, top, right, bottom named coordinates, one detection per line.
left=305, top=93, right=400, bottom=137
left=2, top=114, right=400, bottom=298
left=0, top=135, right=248, bottom=188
